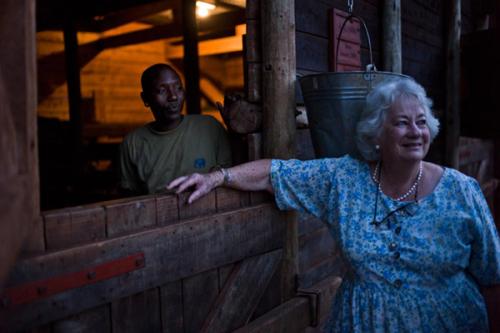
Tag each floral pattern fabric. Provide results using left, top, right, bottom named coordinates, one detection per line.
left=270, top=155, right=500, bottom=333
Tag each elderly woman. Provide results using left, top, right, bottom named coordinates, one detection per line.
left=168, top=77, right=500, bottom=332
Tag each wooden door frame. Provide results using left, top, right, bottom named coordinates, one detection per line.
left=0, top=0, right=39, bottom=287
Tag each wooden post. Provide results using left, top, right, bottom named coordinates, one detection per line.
left=0, top=0, right=38, bottom=287
left=382, top=0, right=402, bottom=73
left=261, top=0, right=297, bottom=302
left=63, top=18, right=84, bottom=177
left=181, top=0, right=201, bottom=114
left=445, top=0, right=461, bottom=168
left=244, top=0, right=262, bottom=102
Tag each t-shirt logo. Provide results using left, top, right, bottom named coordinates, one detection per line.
left=194, top=158, right=206, bottom=169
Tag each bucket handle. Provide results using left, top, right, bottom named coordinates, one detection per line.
left=335, top=14, right=376, bottom=73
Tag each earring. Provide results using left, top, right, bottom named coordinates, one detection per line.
left=144, top=103, right=149, bottom=107
left=375, top=144, right=380, bottom=151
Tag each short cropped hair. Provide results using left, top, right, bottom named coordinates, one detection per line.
left=356, top=77, right=440, bottom=161
left=141, top=63, right=181, bottom=91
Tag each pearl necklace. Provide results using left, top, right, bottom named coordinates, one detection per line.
left=372, top=161, right=423, bottom=201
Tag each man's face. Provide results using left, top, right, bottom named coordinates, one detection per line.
left=142, top=69, right=185, bottom=125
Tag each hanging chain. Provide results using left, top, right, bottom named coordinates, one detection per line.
left=347, top=0, right=354, bottom=13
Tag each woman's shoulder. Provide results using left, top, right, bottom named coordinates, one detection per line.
left=426, top=161, right=481, bottom=198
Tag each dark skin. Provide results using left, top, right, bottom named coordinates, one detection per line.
left=141, top=68, right=185, bottom=132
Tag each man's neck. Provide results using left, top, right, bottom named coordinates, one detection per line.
left=152, top=116, right=183, bottom=132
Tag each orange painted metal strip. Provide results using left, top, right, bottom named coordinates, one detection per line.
left=1, top=252, right=145, bottom=307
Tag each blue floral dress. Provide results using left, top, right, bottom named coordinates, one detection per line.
left=270, top=155, right=500, bottom=333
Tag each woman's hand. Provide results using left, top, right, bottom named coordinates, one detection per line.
left=167, top=159, right=273, bottom=204
left=167, top=171, right=223, bottom=204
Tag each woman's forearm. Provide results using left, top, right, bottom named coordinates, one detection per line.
left=167, top=159, right=273, bottom=204
left=223, top=159, right=273, bottom=193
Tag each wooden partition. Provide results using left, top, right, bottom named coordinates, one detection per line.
left=2, top=189, right=274, bottom=331
left=1, top=189, right=342, bottom=332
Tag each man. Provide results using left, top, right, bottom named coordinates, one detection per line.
left=119, top=63, right=232, bottom=195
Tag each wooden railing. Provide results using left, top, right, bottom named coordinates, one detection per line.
left=1, top=189, right=342, bottom=332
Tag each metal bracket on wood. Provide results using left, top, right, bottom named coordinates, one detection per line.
left=1, top=252, right=145, bottom=309
left=297, top=288, right=320, bottom=327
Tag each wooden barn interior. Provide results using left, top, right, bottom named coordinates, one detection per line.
left=1, top=0, right=500, bottom=332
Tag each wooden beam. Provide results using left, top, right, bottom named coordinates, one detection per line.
left=78, top=1, right=174, bottom=32
left=201, top=249, right=282, bottom=332
left=182, top=0, right=201, bottom=114
left=87, top=10, right=245, bottom=50
left=382, top=0, right=402, bottom=73
left=1, top=204, right=284, bottom=331
left=165, top=33, right=244, bottom=58
left=200, top=77, right=224, bottom=105
left=0, top=0, right=38, bottom=287
left=63, top=19, right=84, bottom=179
left=261, top=1, right=296, bottom=159
left=233, top=297, right=311, bottom=333
left=261, top=0, right=298, bottom=303
left=445, top=0, right=461, bottom=168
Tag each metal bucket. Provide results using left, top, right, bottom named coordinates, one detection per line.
left=299, top=71, right=408, bottom=158
left=299, top=13, right=409, bottom=158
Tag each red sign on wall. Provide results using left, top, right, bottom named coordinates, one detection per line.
left=329, top=8, right=361, bottom=71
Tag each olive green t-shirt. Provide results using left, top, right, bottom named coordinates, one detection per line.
left=120, top=115, right=232, bottom=194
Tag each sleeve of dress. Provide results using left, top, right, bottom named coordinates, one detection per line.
left=270, top=158, right=337, bottom=221
left=466, top=178, right=500, bottom=286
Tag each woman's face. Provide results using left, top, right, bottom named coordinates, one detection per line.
left=377, top=96, right=430, bottom=164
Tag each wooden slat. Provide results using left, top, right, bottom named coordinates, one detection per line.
left=178, top=191, right=216, bottom=220
left=44, top=206, right=106, bottom=250
left=52, top=305, right=111, bottom=333
left=21, top=216, right=46, bottom=256
left=251, top=266, right=281, bottom=320
left=298, top=275, right=343, bottom=326
left=218, top=264, right=235, bottom=291
left=249, top=191, right=273, bottom=206
left=183, top=269, right=219, bottom=333
left=105, top=197, right=156, bottom=237
left=111, top=288, right=161, bottom=333
left=160, top=280, right=184, bottom=333
left=156, top=194, right=179, bottom=227
left=1, top=204, right=283, bottom=331
left=299, top=226, right=336, bottom=272
left=298, top=213, right=324, bottom=237
left=248, top=128, right=317, bottom=161
left=297, top=255, right=346, bottom=290
left=201, top=250, right=282, bottom=332
left=216, top=188, right=250, bottom=213
left=296, top=31, right=329, bottom=72
left=234, top=297, right=311, bottom=333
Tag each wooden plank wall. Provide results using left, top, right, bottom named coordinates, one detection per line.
left=293, top=0, right=479, bottom=115
left=37, top=26, right=165, bottom=124
left=6, top=189, right=285, bottom=332
left=0, top=0, right=39, bottom=286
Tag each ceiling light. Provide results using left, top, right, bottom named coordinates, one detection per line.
left=196, top=1, right=216, bottom=18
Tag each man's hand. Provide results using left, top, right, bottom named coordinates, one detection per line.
left=167, top=171, right=223, bottom=204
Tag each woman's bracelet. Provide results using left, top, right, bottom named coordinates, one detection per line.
left=213, top=166, right=232, bottom=186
